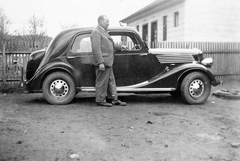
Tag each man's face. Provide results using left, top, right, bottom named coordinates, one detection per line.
left=100, top=16, right=109, bottom=30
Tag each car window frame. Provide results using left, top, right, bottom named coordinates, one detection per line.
left=109, top=31, right=146, bottom=54
left=69, top=33, right=92, bottom=57
left=68, top=30, right=148, bottom=57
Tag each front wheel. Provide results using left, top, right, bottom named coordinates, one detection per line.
left=42, top=72, right=76, bottom=105
left=181, top=72, right=211, bottom=104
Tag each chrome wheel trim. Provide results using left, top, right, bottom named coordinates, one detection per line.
left=189, top=79, right=204, bottom=98
left=50, top=79, right=69, bottom=98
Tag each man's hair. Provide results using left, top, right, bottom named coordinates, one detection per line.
left=98, top=15, right=107, bottom=23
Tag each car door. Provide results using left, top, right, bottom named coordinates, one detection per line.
left=109, top=31, right=163, bottom=87
left=66, top=33, right=95, bottom=87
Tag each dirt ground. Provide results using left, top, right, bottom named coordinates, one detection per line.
left=0, top=80, right=240, bottom=161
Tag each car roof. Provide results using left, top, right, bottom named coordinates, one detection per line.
left=37, top=26, right=139, bottom=71
left=46, top=26, right=139, bottom=57
left=58, top=26, right=138, bottom=36
left=49, top=26, right=138, bottom=49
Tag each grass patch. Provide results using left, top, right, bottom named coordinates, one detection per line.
left=0, top=83, right=25, bottom=93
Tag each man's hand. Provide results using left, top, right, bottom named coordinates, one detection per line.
left=121, top=45, right=129, bottom=51
left=99, top=63, right=105, bottom=71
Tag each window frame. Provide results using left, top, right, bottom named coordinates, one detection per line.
left=174, top=11, right=179, bottom=27
left=70, top=33, right=92, bottom=55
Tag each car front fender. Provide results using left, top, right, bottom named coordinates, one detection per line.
left=177, top=63, right=220, bottom=86
left=148, top=63, right=219, bottom=88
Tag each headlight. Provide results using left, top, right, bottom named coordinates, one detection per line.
left=201, top=58, right=213, bottom=68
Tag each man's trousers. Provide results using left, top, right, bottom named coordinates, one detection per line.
left=95, top=67, right=118, bottom=103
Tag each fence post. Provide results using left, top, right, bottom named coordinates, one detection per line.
left=2, top=42, right=6, bottom=84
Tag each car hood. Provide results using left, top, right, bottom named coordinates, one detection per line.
left=148, top=48, right=203, bottom=64
left=148, top=48, right=202, bottom=55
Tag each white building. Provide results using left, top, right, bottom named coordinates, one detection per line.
left=120, top=0, right=240, bottom=47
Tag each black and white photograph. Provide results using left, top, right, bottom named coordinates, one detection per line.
left=0, top=0, right=240, bottom=160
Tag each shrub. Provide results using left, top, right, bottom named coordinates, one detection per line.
left=0, top=83, right=25, bottom=93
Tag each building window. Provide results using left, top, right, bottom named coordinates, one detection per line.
left=136, top=25, right=139, bottom=31
left=174, top=12, right=179, bottom=27
left=142, top=24, right=148, bottom=43
left=151, top=21, right=157, bottom=48
left=163, top=16, right=167, bottom=41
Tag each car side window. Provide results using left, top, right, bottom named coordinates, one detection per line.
left=71, top=32, right=142, bottom=55
left=110, top=32, right=142, bottom=52
left=71, top=34, right=92, bottom=54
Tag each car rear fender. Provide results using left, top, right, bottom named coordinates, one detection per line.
left=41, top=67, right=75, bottom=88
left=28, top=61, right=76, bottom=90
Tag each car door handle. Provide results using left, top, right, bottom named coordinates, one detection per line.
left=140, top=53, right=148, bottom=56
left=67, top=56, right=75, bottom=59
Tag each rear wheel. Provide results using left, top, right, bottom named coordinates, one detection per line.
left=42, top=72, right=76, bottom=105
left=181, top=72, right=211, bottom=104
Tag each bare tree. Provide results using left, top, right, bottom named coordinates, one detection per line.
left=28, top=15, right=47, bottom=40
left=0, top=8, right=11, bottom=83
left=0, top=8, right=11, bottom=45
left=27, top=15, right=48, bottom=50
left=59, top=22, right=78, bottom=30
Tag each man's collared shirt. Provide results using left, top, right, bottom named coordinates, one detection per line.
left=98, top=25, right=106, bottom=31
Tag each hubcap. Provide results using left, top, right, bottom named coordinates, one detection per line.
left=50, top=79, right=69, bottom=98
left=189, top=79, right=204, bottom=98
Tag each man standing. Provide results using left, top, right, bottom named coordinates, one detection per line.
left=91, top=15, right=127, bottom=107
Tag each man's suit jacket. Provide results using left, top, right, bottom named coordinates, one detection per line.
left=91, top=26, right=121, bottom=67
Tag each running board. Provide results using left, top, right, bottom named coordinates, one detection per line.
left=79, top=87, right=175, bottom=92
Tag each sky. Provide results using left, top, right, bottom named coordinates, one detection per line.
left=0, top=0, right=155, bottom=37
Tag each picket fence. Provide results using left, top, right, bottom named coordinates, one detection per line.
left=2, top=39, right=51, bottom=52
left=1, top=41, right=240, bottom=85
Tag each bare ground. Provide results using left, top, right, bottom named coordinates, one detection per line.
left=0, top=80, right=240, bottom=161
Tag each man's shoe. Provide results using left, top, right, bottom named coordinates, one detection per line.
left=112, top=100, right=127, bottom=106
left=96, top=102, right=112, bottom=107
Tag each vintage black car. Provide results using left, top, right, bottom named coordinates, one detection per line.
left=25, top=27, right=219, bottom=105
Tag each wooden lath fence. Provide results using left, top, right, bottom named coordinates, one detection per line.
left=1, top=41, right=240, bottom=86
left=0, top=50, right=30, bottom=85
left=151, top=41, right=240, bottom=51
left=0, top=39, right=51, bottom=85
left=3, top=39, right=50, bottom=52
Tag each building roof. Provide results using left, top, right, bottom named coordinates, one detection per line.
left=120, top=0, right=184, bottom=24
